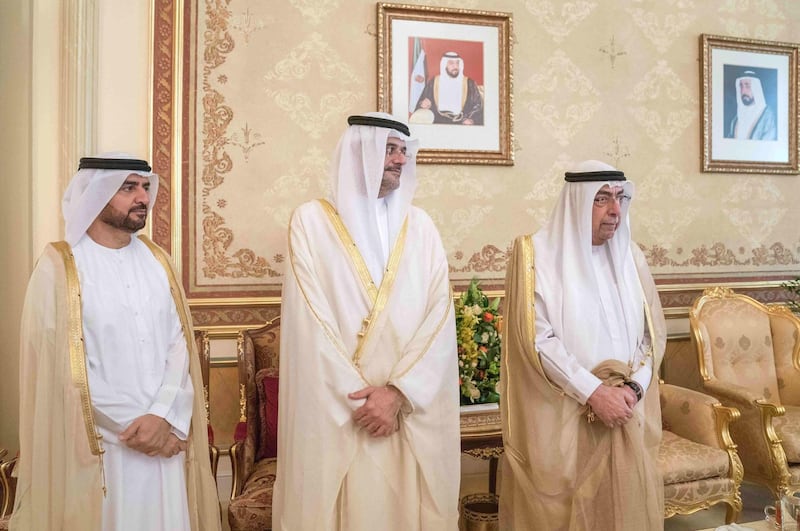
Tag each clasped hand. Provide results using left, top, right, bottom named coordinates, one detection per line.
left=586, top=384, right=638, bottom=429
left=349, top=385, right=403, bottom=438
left=119, top=414, right=187, bottom=457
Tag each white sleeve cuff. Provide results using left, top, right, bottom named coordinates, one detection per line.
left=631, top=364, right=653, bottom=394
left=566, top=368, right=603, bottom=405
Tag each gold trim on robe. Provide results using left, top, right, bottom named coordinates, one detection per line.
left=317, top=198, right=379, bottom=302
left=500, top=236, right=665, bottom=530
left=317, top=198, right=409, bottom=367
left=286, top=209, right=369, bottom=382
left=52, top=241, right=106, bottom=459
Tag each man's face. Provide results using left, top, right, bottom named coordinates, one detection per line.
left=378, top=138, right=407, bottom=198
left=445, top=58, right=460, bottom=78
left=97, top=174, right=151, bottom=233
left=739, top=78, right=754, bottom=105
left=591, top=185, right=626, bottom=246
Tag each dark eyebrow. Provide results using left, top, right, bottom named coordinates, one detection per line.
left=121, top=179, right=149, bottom=188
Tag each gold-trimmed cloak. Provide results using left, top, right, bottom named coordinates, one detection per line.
left=12, top=236, right=221, bottom=531
left=272, top=201, right=460, bottom=530
left=499, top=235, right=666, bottom=531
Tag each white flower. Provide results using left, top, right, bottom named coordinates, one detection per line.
left=458, top=360, right=464, bottom=367
left=467, top=381, right=481, bottom=399
left=462, top=305, right=474, bottom=317
left=481, top=332, right=489, bottom=343
left=471, top=304, right=482, bottom=315
left=471, top=360, right=478, bottom=368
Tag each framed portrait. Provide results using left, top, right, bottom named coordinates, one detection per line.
left=701, top=34, right=799, bottom=174
left=377, top=3, right=513, bottom=165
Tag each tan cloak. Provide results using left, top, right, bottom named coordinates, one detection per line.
left=499, top=235, right=666, bottom=531
left=12, top=236, right=221, bottom=531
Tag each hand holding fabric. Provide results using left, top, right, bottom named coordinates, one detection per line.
left=119, top=413, right=172, bottom=456
left=587, top=385, right=633, bottom=428
left=348, top=385, right=403, bottom=437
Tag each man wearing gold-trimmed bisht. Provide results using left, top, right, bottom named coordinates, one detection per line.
left=13, top=154, right=221, bottom=531
left=499, top=160, right=666, bottom=530
left=273, top=113, right=460, bottom=530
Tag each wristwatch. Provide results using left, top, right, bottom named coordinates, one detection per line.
left=623, top=380, right=643, bottom=402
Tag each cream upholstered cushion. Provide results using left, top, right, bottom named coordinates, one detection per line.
left=228, top=457, right=277, bottom=531
left=658, top=430, right=730, bottom=485
left=700, top=299, right=781, bottom=402
left=774, top=405, right=800, bottom=463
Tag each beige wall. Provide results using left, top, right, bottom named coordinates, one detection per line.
left=175, top=0, right=800, bottom=302
left=0, top=0, right=32, bottom=452
left=96, top=1, right=150, bottom=156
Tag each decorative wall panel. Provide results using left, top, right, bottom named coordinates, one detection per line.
left=152, top=0, right=800, bottom=325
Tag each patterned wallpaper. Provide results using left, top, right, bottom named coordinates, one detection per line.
left=177, top=0, right=800, bottom=299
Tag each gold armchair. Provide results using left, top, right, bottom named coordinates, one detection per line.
left=670, top=287, right=800, bottom=497
left=659, top=383, right=743, bottom=522
left=228, top=317, right=280, bottom=531
left=0, top=448, right=17, bottom=530
left=193, top=329, right=220, bottom=480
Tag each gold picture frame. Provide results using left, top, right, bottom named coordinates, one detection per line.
left=377, top=3, right=513, bottom=165
left=701, top=34, right=799, bottom=174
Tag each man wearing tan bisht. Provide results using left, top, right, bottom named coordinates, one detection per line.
left=272, top=113, right=460, bottom=530
left=499, top=160, right=666, bottom=530
left=13, top=154, right=221, bottom=531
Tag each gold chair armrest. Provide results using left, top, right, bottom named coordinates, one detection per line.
left=661, top=383, right=724, bottom=448
left=713, top=403, right=745, bottom=489
left=753, top=400, right=792, bottom=491
left=753, top=400, right=787, bottom=440
left=229, top=440, right=244, bottom=501
left=702, top=379, right=770, bottom=411
left=703, top=379, right=787, bottom=451
left=703, top=380, right=791, bottom=495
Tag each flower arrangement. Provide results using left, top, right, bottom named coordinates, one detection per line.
left=456, top=279, right=502, bottom=405
left=782, top=277, right=800, bottom=314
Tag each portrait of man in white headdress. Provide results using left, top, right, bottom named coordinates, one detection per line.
left=723, top=66, right=778, bottom=141
left=412, top=49, right=484, bottom=126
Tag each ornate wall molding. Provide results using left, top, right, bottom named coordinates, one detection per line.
left=150, top=1, right=800, bottom=327
left=151, top=0, right=175, bottom=253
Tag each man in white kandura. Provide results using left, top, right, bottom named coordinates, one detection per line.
left=273, top=113, right=460, bottom=530
left=500, top=160, right=666, bottom=530
left=13, top=154, right=221, bottom=531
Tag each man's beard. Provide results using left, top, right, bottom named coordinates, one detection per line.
left=741, top=94, right=754, bottom=105
left=379, top=165, right=402, bottom=195
left=98, top=203, right=148, bottom=232
left=446, top=68, right=459, bottom=78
